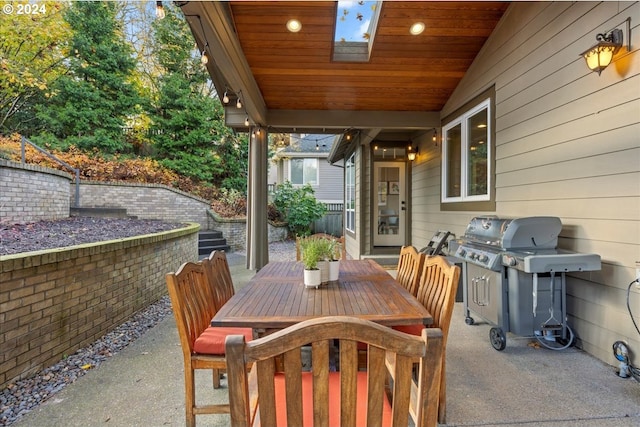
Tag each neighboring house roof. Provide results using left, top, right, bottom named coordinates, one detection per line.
left=274, top=134, right=340, bottom=159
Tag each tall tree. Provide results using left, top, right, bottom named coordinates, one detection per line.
left=35, top=1, right=142, bottom=153
left=0, top=1, right=71, bottom=135
left=149, top=4, right=223, bottom=182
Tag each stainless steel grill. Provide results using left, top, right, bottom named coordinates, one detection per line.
left=450, top=216, right=601, bottom=350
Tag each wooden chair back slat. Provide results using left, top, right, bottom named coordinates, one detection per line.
left=225, top=316, right=443, bottom=427
left=396, top=245, right=426, bottom=297
left=340, top=339, right=358, bottom=427
left=205, top=251, right=236, bottom=310
left=255, top=359, right=276, bottom=426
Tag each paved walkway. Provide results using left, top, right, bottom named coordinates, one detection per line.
left=13, top=250, right=640, bottom=427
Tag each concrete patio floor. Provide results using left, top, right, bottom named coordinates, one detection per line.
left=13, top=252, right=640, bottom=427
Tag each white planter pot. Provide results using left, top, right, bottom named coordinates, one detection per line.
left=318, top=260, right=329, bottom=284
left=328, top=260, right=340, bottom=282
left=304, top=268, right=322, bottom=288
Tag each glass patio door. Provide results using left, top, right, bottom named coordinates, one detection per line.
left=374, top=162, right=405, bottom=246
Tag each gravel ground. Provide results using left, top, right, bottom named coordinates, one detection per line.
left=0, top=217, right=184, bottom=256
left=0, top=217, right=295, bottom=426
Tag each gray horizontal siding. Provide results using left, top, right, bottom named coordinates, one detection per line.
left=411, top=1, right=640, bottom=365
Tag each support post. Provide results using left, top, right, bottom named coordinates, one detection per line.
left=246, top=127, right=269, bottom=270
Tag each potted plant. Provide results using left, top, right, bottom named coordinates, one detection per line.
left=314, top=238, right=332, bottom=284
left=300, top=236, right=322, bottom=288
left=326, top=238, right=341, bottom=282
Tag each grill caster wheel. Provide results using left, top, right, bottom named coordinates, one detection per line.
left=490, top=327, right=506, bottom=351
left=465, top=317, right=475, bottom=325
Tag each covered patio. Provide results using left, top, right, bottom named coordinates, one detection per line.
left=179, top=0, right=640, bottom=370
left=13, top=248, right=640, bottom=426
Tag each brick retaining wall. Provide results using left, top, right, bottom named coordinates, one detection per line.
left=0, top=160, right=72, bottom=223
left=207, top=210, right=289, bottom=251
left=73, top=181, right=210, bottom=229
left=0, top=223, right=199, bottom=388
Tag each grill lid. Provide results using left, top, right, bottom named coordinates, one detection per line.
left=461, top=216, right=562, bottom=250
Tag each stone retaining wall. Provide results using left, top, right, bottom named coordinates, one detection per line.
left=0, top=160, right=72, bottom=223
left=0, top=223, right=199, bottom=388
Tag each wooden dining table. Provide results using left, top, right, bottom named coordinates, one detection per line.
left=212, top=259, right=432, bottom=332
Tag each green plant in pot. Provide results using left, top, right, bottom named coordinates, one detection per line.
left=299, top=237, right=322, bottom=288
left=326, top=238, right=341, bottom=282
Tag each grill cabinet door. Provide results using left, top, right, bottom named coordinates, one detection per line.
left=465, top=264, right=504, bottom=327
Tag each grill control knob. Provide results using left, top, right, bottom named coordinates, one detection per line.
left=502, top=255, right=517, bottom=267
left=458, top=249, right=467, bottom=257
left=479, top=254, right=489, bottom=263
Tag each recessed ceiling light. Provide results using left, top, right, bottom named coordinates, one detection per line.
left=410, top=22, right=425, bottom=35
left=287, top=19, right=302, bottom=33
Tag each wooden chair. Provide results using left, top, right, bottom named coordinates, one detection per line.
left=295, top=233, right=347, bottom=261
left=225, top=316, right=443, bottom=427
left=166, top=259, right=253, bottom=427
left=357, top=245, right=425, bottom=369
left=396, top=245, right=426, bottom=297
left=393, top=255, right=460, bottom=424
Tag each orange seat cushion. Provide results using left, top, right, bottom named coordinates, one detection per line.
left=273, top=371, right=392, bottom=426
left=193, top=327, right=253, bottom=355
left=393, top=323, right=425, bottom=336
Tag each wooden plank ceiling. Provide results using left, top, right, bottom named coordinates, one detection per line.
left=228, top=1, right=509, bottom=113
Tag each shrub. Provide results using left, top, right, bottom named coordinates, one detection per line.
left=272, top=181, right=326, bottom=237
left=210, top=188, right=247, bottom=218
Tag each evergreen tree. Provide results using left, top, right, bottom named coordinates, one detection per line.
left=35, top=1, right=141, bottom=153
left=149, top=4, right=224, bottom=183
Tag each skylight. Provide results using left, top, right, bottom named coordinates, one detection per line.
left=333, top=0, right=382, bottom=62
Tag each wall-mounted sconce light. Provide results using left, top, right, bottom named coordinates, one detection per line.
left=432, top=129, right=438, bottom=146
left=407, top=145, right=418, bottom=161
left=155, top=1, right=165, bottom=19
left=580, top=18, right=631, bottom=75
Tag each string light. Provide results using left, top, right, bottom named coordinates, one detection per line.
left=155, top=1, right=165, bottom=19
left=244, top=116, right=250, bottom=127
left=200, top=49, right=209, bottom=65
left=222, top=91, right=229, bottom=104
left=236, top=92, right=242, bottom=109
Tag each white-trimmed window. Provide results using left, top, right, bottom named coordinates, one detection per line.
left=290, top=158, right=319, bottom=186
left=345, top=153, right=356, bottom=233
left=442, top=98, right=491, bottom=203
